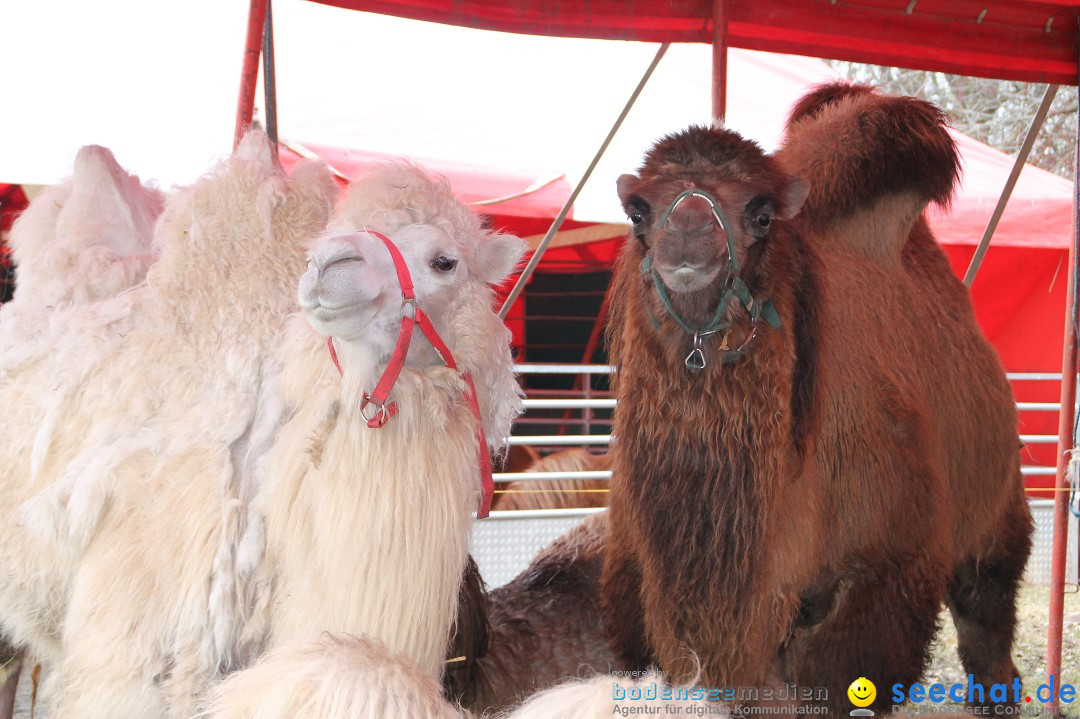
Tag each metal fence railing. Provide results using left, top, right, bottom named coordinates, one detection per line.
left=499, top=366, right=1068, bottom=501
left=476, top=366, right=1076, bottom=587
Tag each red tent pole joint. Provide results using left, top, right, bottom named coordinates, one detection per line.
left=235, top=0, right=268, bottom=149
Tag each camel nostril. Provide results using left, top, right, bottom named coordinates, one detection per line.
left=326, top=256, right=363, bottom=270
left=314, top=254, right=364, bottom=280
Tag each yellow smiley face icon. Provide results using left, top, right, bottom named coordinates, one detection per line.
left=848, top=677, right=876, bottom=708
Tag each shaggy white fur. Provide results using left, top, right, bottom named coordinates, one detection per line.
left=0, top=144, right=526, bottom=716
left=3, top=145, right=162, bottom=306
left=0, top=132, right=337, bottom=718
left=0, top=144, right=162, bottom=376
left=503, top=672, right=721, bottom=719
left=199, top=634, right=462, bottom=719
left=200, top=633, right=725, bottom=719
left=259, top=161, right=525, bottom=677
left=0, top=144, right=164, bottom=663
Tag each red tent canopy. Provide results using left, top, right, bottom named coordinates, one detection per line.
left=308, top=1, right=1080, bottom=84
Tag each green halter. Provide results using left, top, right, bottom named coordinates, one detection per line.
left=641, top=189, right=781, bottom=370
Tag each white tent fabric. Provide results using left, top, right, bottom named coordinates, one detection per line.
left=0, top=0, right=827, bottom=222
left=0, top=0, right=1071, bottom=249
left=0, top=0, right=247, bottom=189
left=264, top=2, right=834, bottom=224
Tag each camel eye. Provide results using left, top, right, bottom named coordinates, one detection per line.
left=756, top=214, right=772, bottom=229
left=432, top=255, right=458, bottom=272
left=629, top=212, right=644, bottom=225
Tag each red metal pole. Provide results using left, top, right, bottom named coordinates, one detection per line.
left=235, top=0, right=268, bottom=149
left=1045, top=54, right=1079, bottom=717
left=711, top=0, right=729, bottom=122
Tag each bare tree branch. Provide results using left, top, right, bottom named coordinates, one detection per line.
left=828, top=62, right=1078, bottom=178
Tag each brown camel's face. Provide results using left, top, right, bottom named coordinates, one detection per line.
left=617, top=174, right=806, bottom=295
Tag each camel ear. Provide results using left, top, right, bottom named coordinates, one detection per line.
left=778, top=177, right=809, bottom=220
left=616, top=173, right=641, bottom=204
left=476, top=232, right=526, bottom=285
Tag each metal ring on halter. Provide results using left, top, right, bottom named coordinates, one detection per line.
left=360, top=395, right=390, bottom=427
left=401, top=296, right=417, bottom=320
left=666, top=190, right=727, bottom=230
left=658, top=189, right=739, bottom=277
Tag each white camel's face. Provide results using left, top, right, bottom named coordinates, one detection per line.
left=298, top=224, right=467, bottom=357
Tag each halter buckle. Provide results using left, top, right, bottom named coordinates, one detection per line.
left=735, top=322, right=759, bottom=352
left=401, top=296, right=418, bottom=320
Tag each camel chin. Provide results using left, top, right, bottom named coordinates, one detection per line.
left=654, top=263, right=723, bottom=294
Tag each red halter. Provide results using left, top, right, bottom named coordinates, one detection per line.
left=325, top=230, right=495, bottom=518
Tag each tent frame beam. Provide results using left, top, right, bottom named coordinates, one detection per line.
left=963, top=83, right=1058, bottom=287
left=712, top=0, right=729, bottom=122
left=498, top=43, right=670, bottom=320
left=262, top=0, right=279, bottom=149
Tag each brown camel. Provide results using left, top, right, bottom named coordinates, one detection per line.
left=600, top=81, right=1032, bottom=715
left=445, top=512, right=614, bottom=714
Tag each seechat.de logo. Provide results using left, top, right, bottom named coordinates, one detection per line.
left=891, top=676, right=1076, bottom=713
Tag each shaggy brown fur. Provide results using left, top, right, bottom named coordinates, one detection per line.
left=492, top=449, right=611, bottom=511
left=445, top=513, right=614, bottom=714
left=601, top=82, right=1031, bottom=715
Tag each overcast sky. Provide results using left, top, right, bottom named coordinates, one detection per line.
left=0, top=0, right=804, bottom=221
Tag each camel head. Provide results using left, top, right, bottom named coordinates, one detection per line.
left=300, top=224, right=465, bottom=351
left=299, top=160, right=524, bottom=372
left=298, top=161, right=525, bottom=452
left=616, top=126, right=807, bottom=369
left=618, top=126, right=807, bottom=298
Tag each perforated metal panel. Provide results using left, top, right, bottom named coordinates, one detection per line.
left=470, top=509, right=598, bottom=588
left=1025, top=499, right=1079, bottom=585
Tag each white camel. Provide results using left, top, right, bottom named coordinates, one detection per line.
left=201, top=632, right=722, bottom=719
left=253, top=160, right=525, bottom=677
left=0, top=131, right=338, bottom=718
left=0, top=135, right=525, bottom=716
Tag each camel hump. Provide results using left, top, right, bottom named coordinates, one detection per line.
left=777, top=82, right=960, bottom=241
left=785, top=80, right=877, bottom=127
